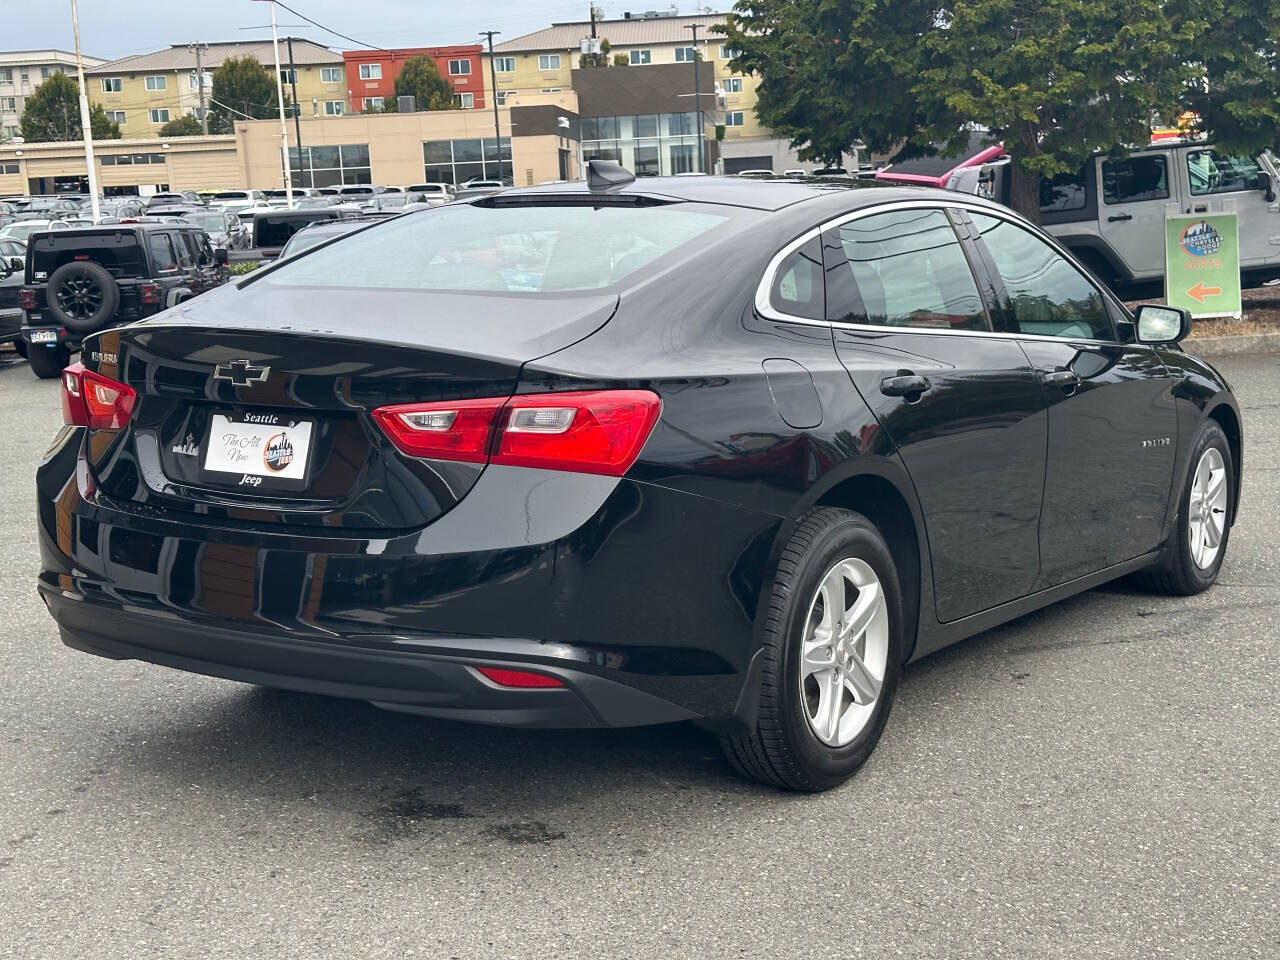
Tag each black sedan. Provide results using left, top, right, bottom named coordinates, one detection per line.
left=35, top=163, right=1242, bottom=791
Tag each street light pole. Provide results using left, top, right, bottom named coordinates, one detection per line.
left=286, top=36, right=304, bottom=181
left=686, top=24, right=704, bottom=174
left=70, top=0, right=100, bottom=222
left=480, top=31, right=504, bottom=184
left=260, top=0, right=293, bottom=204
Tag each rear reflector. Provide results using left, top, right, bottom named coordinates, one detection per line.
left=372, top=390, right=661, bottom=477
left=474, top=666, right=566, bottom=689
left=60, top=362, right=137, bottom=430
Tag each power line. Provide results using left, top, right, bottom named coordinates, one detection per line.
left=268, top=0, right=383, bottom=51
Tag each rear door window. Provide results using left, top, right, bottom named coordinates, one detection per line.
left=825, top=209, right=989, bottom=331
left=1101, top=156, right=1169, bottom=204
left=148, top=232, right=178, bottom=272
left=970, top=213, right=1112, bottom=340
left=1186, top=150, right=1261, bottom=195
left=769, top=237, right=824, bottom=320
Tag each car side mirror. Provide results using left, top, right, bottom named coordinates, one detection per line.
left=7, top=256, right=21, bottom=273
left=1257, top=170, right=1275, bottom=203
left=214, top=248, right=229, bottom=266
left=1134, top=304, right=1191, bottom=344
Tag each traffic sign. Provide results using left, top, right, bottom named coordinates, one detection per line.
left=1165, top=213, right=1242, bottom=319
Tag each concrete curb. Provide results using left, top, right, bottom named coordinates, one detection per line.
left=1185, top=332, right=1280, bottom=358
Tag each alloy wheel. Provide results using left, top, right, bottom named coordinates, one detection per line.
left=56, top=276, right=103, bottom=321
left=1188, top=447, right=1228, bottom=569
left=799, top=557, right=889, bottom=747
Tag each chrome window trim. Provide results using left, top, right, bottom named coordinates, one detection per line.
left=754, top=197, right=1124, bottom=347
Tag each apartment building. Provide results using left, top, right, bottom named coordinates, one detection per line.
left=342, top=46, right=486, bottom=113
left=1, top=50, right=106, bottom=143
left=84, top=40, right=344, bottom=139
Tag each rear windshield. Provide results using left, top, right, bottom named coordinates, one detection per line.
left=255, top=214, right=336, bottom=248
left=213, top=192, right=250, bottom=201
left=266, top=201, right=729, bottom=293
left=32, top=232, right=145, bottom=278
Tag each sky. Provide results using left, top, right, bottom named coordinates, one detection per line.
left=2, top=0, right=677, bottom=61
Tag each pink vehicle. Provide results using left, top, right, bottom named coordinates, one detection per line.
left=873, top=133, right=1006, bottom=188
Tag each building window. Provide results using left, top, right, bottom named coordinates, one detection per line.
left=106, top=110, right=126, bottom=124
left=538, top=54, right=561, bottom=71
left=723, top=77, right=743, bottom=93
left=324, top=100, right=344, bottom=116
left=101, top=77, right=122, bottom=93
left=149, top=108, right=170, bottom=124
left=360, top=96, right=384, bottom=111
left=279, top=68, right=297, bottom=85
left=540, top=87, right=563, bottom=93
left=579, top=113, right=704, bottom=177
left=494, top=90, right=509, bottom=106
left=0, top=69, right=11, bottom=83
left=719, top=45, right=739, bottom=60
left=495, top=56, right=515, bottom=73
left=3, top=161, right=18, bottom=173
left=1, top=97, right=14, bottom=111
left=448, top=59, right=471, bottom=76
left=674, top=47, right=698, bottom=62
left=321, top=66, right=342, bottom=83
left=359, top=63, right=382, bottom=80
left=422, top=137, right=511, bottom=186
left=41, top=66, right=60, bottom=80
left=288, top=142, right=372, bottom=188
left=725, top=111, right=744, bottom=126
left=144, top=75, right=167, bottom=91
left=629, top=49, right=651, bottom=65
left=458, top=92, right=475, bottom=109
left=191, top=107, right=205, bottom=121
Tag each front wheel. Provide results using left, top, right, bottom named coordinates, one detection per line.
left=721, top=508, right=904, bottom=791
left=28, top=343, right=71, bottom=379
left=1137, top=419, right=1234, bottom=595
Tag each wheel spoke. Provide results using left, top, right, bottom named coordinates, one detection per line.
left=813, top=669, right=843, bottom=743
left=843, top=651, right=881, bottom=705
left=839, top=581, right=881, bottom=646
left=1205, top=469, right=1226, bottom=506
left=1204, top=511, right=1223, bottom=549
left=801, top=638, right=834, bottom=678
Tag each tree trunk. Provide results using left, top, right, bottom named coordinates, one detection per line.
left=1009, top=161, right=1042, bottom=226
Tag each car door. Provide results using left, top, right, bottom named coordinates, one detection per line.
left=1181, top=147, right=1280, bottom=273
left=822, top=206, right=1048, bottom=623
left=965, top=210, right=1178, bottom=588
left=1094, top=151, right=1174, bottom=280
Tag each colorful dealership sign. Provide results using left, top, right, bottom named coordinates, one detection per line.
left=1164, top=213, right=1243, bottom=319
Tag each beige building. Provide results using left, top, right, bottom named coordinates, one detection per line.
left=84, top=40, right=345, bottom=140
left=0, top=94, right=581, bottom=197
left=490, top=13, right=768, bottom=147
left=1, top=50, right=107, bottom=143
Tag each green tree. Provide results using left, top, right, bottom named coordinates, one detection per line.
left=579, top=38, right=614, bottom=68
left=392, top=56, right=456, bottom=111
left=19, top=71, right=121, bottom=142
left=208, top=56, right=281, bottom=133
left=158, top=114, right=204, bottom=137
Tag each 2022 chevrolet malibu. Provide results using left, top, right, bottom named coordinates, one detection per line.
left=35, top=162, right=1242, bottom=791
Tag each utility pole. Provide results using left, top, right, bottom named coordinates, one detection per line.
left=686, top=23, right=704, bottom=174
left=260, top=0, right=293, bottom=204
left=480, top=31, right=504, bottom=184
left=188, top=42, right=209, bottom=135
left=590, top=5, right=597, bottom=39
left=70, top=0, right=100, bottom=221
left=286, top=36, right=303, bottom=181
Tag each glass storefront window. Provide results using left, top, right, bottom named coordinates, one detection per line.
left=452, top=139, right=484, bottom=163
left=635, top=114, right=659, bottom=138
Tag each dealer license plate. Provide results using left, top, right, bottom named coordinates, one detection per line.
left=203, top=413, right=313, bottom=482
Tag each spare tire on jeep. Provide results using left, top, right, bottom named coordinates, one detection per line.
left=45, top=261, right=120, bottom=334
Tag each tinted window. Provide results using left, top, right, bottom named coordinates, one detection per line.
left=1101, top=156, right=1168, bottom=204
left=268, top=203, right=730, bottom=294
left=32, top=234, right=146, bottom=278
left=971, top=213, right=1111, bottom=340
left=255, top=215, right=335, bottom=248
left=770, top=238, right=824, bottom=320
left=1040, top=169, right=1087, bottom=212
left=1186, top=150, right=1261, bottom=196
left=827, top=209, right=988, bottom=331
left=148, top=233, right=177, bottom=271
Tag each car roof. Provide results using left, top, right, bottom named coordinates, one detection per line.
left=484, top=175, right=962, bottom=213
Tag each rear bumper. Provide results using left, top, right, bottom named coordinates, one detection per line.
left=42, top=590, right=696, bottom=728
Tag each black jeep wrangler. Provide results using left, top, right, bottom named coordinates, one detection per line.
left=19, top=222, right=229, bottom=378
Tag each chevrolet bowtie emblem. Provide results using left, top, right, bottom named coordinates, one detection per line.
left=212, top=359, right=270, bottom=385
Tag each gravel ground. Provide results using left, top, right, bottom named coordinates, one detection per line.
left=0, top=348, right=1276, bottom=959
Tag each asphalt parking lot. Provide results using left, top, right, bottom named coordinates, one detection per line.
left=0, top=347, right=1276, bottom=960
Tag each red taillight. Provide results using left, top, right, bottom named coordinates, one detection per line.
left=140, top=283, right=162, bottom=305
left=60, top=363, right=136, bottom=430
left=371, top=390, right=661, bottom=477
left=474, top=666, right=565, bottom=689
left=18, top=288, right=36, bottom=310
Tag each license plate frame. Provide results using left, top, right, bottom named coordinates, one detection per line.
left=199, top=411, right=316, bottom=493
left=27, top=328, right=58, bottom=345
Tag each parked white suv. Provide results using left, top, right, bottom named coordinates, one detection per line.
left=403, top=183, right=455, bottom=206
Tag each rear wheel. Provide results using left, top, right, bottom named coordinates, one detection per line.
left=45, top=261, right=119, bottom=334
left=12, top=339, right=26, bottom=359
left=1136, top=420, right=1233, bottom=595
left=28, top=343, right=70, bottom=379
left=721, top=508, right=903, bottom=791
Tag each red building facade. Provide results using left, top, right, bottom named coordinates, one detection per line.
left=342, top=46, right=486, bottom=113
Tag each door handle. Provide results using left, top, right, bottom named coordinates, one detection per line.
left=1107, top=213, right=1133, bottom=222
left=1041, top=369, right=1080, bottom=391
left=880, top=374, right=931, bottom=398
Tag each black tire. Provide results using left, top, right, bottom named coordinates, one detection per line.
left=28, top=343, right=70, bottom=379
left=1135, top=420, right=1233, bottom=595
left=721, top=508, right=904, bottom=791
left=44, top=261, right=119, bottom=334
